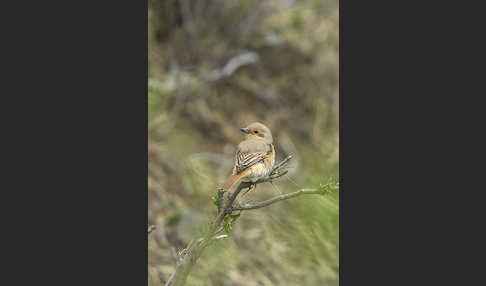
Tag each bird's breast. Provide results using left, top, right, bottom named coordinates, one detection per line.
left=245, top=162, right=270, bottom=182
left=245, top=144, right=275, bottom=182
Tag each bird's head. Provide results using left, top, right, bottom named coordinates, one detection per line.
left=240, top=122, right=273, bottom=143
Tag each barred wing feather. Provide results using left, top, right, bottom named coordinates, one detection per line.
left=235, top=151, right=267, bottom=174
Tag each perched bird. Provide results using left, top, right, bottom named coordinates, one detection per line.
left=218, top=122, right=275, bottom=192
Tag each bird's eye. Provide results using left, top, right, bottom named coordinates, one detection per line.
left=254, top=130, right=259, bottom=134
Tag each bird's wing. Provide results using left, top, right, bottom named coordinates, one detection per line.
left=235, top=150, right=268, bottom=174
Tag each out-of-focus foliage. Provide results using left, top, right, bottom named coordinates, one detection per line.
left=148, top=0, right=339, bottom=285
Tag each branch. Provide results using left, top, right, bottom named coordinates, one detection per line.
left=232, top=188, right=324, bottom=211
left=164, top=156, right=294, bottom=286
left=162, top=155, right=339, bottom=286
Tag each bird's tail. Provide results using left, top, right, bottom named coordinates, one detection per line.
left=218, top=169, right=250, bottom=192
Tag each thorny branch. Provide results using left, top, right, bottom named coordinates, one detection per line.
left=151, top=155, right=335, bottom=286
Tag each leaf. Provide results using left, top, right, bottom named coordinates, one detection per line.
left=223, top=216, right=232, bottom=235
left=318, top=178, right=340, bottom=196
left=224, top=223, right=231, bottom=235
left=229, top=213, right=240, bottom=221
left=211, top=194, right=218, bottom=206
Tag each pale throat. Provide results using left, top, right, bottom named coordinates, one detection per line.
left=247, top=134, right=272, bottom=143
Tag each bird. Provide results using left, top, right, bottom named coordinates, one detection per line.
left=218, top=122, right=275, bottom=193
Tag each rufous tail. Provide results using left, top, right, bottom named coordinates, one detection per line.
left=218, top=169, right=250, bottom=192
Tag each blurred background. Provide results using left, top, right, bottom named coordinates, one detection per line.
left=148, top=0, right=338, bottom=285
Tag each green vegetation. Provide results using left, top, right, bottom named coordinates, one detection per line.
left=148, top=0, right=338, bottom=285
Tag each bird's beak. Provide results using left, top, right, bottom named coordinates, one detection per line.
left=240, top=127, right=250, bottom=134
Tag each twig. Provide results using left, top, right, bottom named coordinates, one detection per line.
left=216, top=190, right=224, bottom=214
left=271, top=155, right=292, bottom=173
left=232, top=188, right=323, bottom=211
left=214, top=234, right=229, bottom=240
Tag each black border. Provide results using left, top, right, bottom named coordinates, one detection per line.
left=3, top=1, right=148, bottom=284
left=340, top=0, right=485, bottom=284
